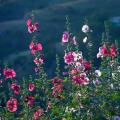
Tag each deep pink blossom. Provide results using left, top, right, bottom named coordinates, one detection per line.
left=109, top=44, right=117, bottom=57
left=72, top=73, right=89, bottom=85
left=3, top=68, right=16, bottom=79
left=64, top=52, right=77, bottom=64
left=52, top=77, right=59, bottom=84
left=11, top=83, right=20, bottom=94
left=34, top=108, right=43, bottom=120
left=83, top=61, right=91, bottom=71
left=27, top=19, right=39, bottom=33
left=62, top=32, right=69, bottom=43
left=27, top=19, right=32, bottom=27
left=97, top=44, right=108, bottom=58
left=52, top=83, right=63, bottom=96
left=29, top=41, right=42, bottom=55
left=29, top=82, right=35, bottom=92
left=7, top=98, right=17, bottom=112
left=27, top=96, right=34, bottom=107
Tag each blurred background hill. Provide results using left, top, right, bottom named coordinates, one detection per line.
left=0, top=0, right=120, bottom=78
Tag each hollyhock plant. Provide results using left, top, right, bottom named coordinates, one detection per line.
left=29, top=41, right=42, bottom=55
left=3, top=68, right=16, bottom=79
left=0, top=16, right=120, bottom=120
left=11, top=83, right=20, bottom=94
left=28, top=82, right=35, bottom=92
left=62, top=31, right=69, bottom=43
left=7, top=98, right=17, bottom=112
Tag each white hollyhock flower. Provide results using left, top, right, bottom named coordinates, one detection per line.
left=82, top=25, right=90, bottom=33
left=69, top=108, right=77, bottom=113
left=117, top=66, right=120, bottom=72
left=95, top=70, right=102, bottom=77
left=110, top=83, right=114, bottom=89
left=83, top=37, right=88, bottom=43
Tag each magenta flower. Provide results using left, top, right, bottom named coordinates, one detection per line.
left=97, top=44, right=108, bottom=58
left=34, top=108, right=43, bottom=120
left=3, top=68, right=16, bottom=79
left=109, top=44, right=117, bottom=57
left=62, top=32, right=69, bottom=43
left=83, top=60, right=91, bottom=71
left=72, top=73, right=89, bottom=85
left=7, top=98, right=17, bottom=112
left=27, top=19, right=39, bottom=33
left=26, top=96, right=34, bottom=108
left=29, top=41, right=42, bottom=55
left=64, top=52, right=77, bottom=65
left=29, top=82, right=35, bottom=92
left=11, top=83, right=20, bottom=94
left=52, top=83, right=63, bottom=96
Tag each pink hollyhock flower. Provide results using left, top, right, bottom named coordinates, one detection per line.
left=72, top=36, right=77, bottom=45
left=27, top=19, right=39, bottom=33
left=33, top=108, right=43, bottom=120
left=62, top=32, right=69, bottom=43
left=52, top=78, right=63, bottom=97
left=83, top=61, right=91, bottom=71
left=27, top=96, right=34, bottom=107
left=72, top=73, right=89, bottom=85
left=7, top=98, right=17, bottom=112
left=109, top=44, right=117, bottom=57
left=34, top=23, right=39, bottom=30
left=97, top=44, right=108, bottom=58
left=27, top=19, right=32, bottom=27
left=64, top=52, right=77, bottom=64
left=3, top=68, right=16, bottom=79
left=29, top=41, right=42, bottom=55
left=34, top=58, right=43, bottom=65
left=52, top=83, right=63, bottom=96
left=11, top=83, right=20, bottom=94
left=29, top=82, right=35, bottom=92
left=52, top=77, right=59, bottom=84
